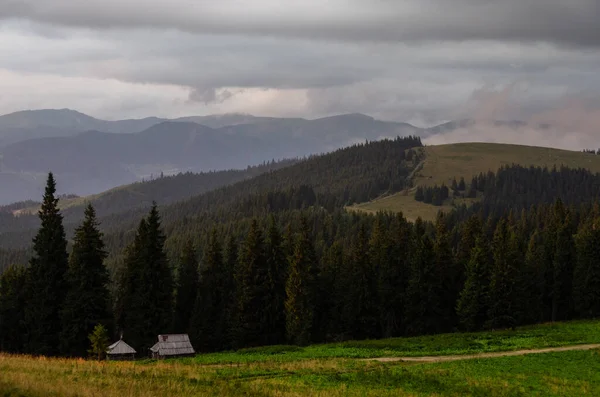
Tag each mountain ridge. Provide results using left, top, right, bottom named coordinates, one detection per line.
left=0, top=112, right=421, bottom=204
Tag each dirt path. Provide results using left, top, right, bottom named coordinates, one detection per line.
left=366, top=343, right=600, bottom=363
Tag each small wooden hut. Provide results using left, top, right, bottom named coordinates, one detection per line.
left=106, top=338, right=136, bottom=360
left=149, top=334, right=195, bottom=359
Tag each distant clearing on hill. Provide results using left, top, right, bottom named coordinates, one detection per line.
left=351, top=142, right=600, bottom=221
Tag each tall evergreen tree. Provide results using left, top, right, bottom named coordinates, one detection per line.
left=113, top=219, right=147, bottom=340
left=0, top=265, right=27, bottom=352
left=455, top=216, right=482, bottom=272
left=539, top=200, right=565, bottom=321
left=23, top=173, right=69, bottom=355
left=574, top=219, right=600, bottom=318
left=340, top=224, right=379, bottom=339
left=117, top=204, right=173, bottom=351
left=233, top=219, right=270, bottom=348
left=223, top=235, right=238, bottom=348
left=552, top=215, right=575, bottom=322
left=377, top=213, right=408, bottom=337
left=433, top=213, right=457, bottom=330
left=520, top=231, right=546, bottom=324
left=404, top=218, right=441, bottom=335
left=191, top=229, right=228, bottom=351
left=318, top=241, right=344, bottom=341
left=456, top=235, right=490, bottom=331
left=486, top=218, right=518, bottom=329
left=265, top=216, right=287, bottom=345
left=285, top=217, right=316, bottom=345
left=60, top=204, right=110, bottom=357
left=172, top=240, right=199, bottom=333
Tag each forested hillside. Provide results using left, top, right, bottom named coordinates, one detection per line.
left=0, top=159, right=298, bottom=236
left=5, top=138, right=600, bottom=357
left=0, top=136, right=423, bottom=258
left=2, top=164, right=600, bottom=355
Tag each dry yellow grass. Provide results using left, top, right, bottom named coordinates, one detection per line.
left=3, top=349, right=599, bottom=396
left=351, top=142, right=600, bottom=221
left=415, top=143, right=600, bottom=188
left=0, top=354, right=390, bottom=397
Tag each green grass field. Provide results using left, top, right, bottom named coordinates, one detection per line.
left=351, top=142, right=600, bottom=221
left=1, top=320, right=600, bottom=396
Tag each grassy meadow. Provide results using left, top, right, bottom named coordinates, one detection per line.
left=351, top=142, right=600, bottom=221
left=2, top=320, right=600, bottom=396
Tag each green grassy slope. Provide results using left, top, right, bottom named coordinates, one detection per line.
left=1, top=319, right=599, bottom=396
left=352, top=142, right=600, bottom=221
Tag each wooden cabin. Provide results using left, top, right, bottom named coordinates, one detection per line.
left=106, top=338, right=136, bottom=360
left=149, top=334, right=195, bottom=359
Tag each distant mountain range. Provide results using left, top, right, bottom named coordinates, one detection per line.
left=0, top=109, right=422, bottom=204
left=0, top=108, right=551, bottom=205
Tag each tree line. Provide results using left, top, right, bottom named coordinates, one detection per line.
left=3, top=165, right=600, bottom=355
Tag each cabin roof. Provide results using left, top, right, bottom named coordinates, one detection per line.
left=149, top=334, right=195, bottom=356
left=107, top=339, right=136, bottom=355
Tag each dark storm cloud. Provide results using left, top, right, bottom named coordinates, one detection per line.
left=0, top=0, right=598, bottom=47
left=0, top=0, right=599, bottom=142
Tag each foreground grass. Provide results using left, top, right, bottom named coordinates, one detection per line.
left=1, top=320, right=599, bottom=396
left=178, top=319, right=600, bottom=365
left=2, top=349, right=599, bottom=396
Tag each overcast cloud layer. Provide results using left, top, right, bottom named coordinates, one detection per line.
left=0, top=0, right=599, bottom=148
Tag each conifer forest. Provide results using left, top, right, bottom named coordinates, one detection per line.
left=1, top=137, right=600, bottom=357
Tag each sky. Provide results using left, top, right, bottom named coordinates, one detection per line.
left=0, top=0, right=599, bottom=136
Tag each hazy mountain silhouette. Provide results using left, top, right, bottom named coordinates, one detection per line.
left=0, top=110, right=421, bottom=204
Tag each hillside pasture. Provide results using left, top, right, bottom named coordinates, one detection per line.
left=352, top=142, right=600, bottom=221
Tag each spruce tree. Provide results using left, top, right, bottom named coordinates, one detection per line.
left=455, top=216, right=482, bottom=271
left=285, top=217, right=316, bottom=345
left=60, top=204, right=110, bottom=357
left=23, top=173, right=69, bottom=355
left=486, top=219, right=518, bottom=329
left=0, top=265, right=27, bottom=352
left=433, top=213, right=457, bottom=330
left=415, top=186, right=425, bottom=202
left=233, top=219, right=270, bottom=348
left=520, top=231, right=546, bottom=324
left=88, top=324, right=109, bottom=360
left=318, top=241, right=344, bottom=341
left=574, top=219, right=600, bottom=318
left=191, top=229, right=228, bottom=351
left=265, top=216, right=287, bottom=345
left=551, top=216, right=575, bottom=322
left=223, top=235, right=238, bottom=348
left=172, top=240, right=199, bottom=333
left=117, top=204, right=173, bottom=351
left=113, top=219, right=147, bottom=340
left=404, top=218, right=442, bottom=335
left=451, top=178, right=458, bottom=191
left=340, top=224, right=379, bottom=339
left=456, top=235, right=490, bottom=331
left=377, top=213, right=409, bottom=337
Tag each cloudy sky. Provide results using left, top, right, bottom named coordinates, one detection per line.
left=0, top=0, right=599, bottom=131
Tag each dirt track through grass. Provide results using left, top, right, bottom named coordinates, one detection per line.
left=366, top=343, right=600, bottom=363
